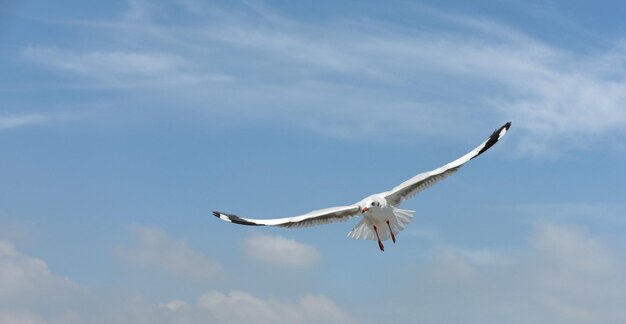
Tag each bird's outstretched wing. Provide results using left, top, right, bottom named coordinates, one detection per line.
left=213, top=205, right=362, bottom=228
left=384, top=122, right=511, bottom=206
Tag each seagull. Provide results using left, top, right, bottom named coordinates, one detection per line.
left=213, top=122, right=511, bottom=251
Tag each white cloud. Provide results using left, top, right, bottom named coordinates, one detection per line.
left=92, top=289, right=354, bottom=324
left=0, top=234, right=348, bottom=324
left=0, top=231, right=342, bottom=324
left=0, top=310, right=47, bottom=324
left=94, top=289, right=355, bottom=324
left=164, top=290, right=355, bottom=324
left=506, top=202, right=626, bottom=228
left=0, top=241, right=78, bottom=302
left=528, top=223, right=626, bottom=323
left=531, top=223, right=616, bottom=274
left=4, top=220, right=626, bottom=324
left=116, top=226, right=221, bottom=283
left=106, top=290, right=355, bottom=324
left=0, top=114, right=49, bottom=129
left=390, top=222, right=626, bottom=324
left=0, top=241, right=85, bottom=323
left=241, top=235, right=321, bottom=268
left=158, top=300, right=188, bottom=312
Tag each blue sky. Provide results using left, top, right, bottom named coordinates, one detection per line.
left=2, top=0, right=626, bottom=323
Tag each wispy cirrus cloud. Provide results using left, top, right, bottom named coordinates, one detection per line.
left=17, top=1, right=626, bottom=153
left=0, top=114, right=49, bottom=129
left=22, top=46, right=183, bottom=76
left=21, top=46, right=234, bottom=89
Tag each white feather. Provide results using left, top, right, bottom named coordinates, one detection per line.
left=347, top=207, right=415, bottom=241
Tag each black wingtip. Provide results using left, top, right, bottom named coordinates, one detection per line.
left=494, top=121, right=512, bottom=136
left=212, top=211, right=264, bottom=226
left=471, top=121, right=511, bottom=160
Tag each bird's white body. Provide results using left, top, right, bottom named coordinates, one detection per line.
left=347, top=194, right=415, bottom=242
left=213, top=122, right=511, bottom=251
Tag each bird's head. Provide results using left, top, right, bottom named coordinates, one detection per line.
left=360, top=197, right=386, bottom=213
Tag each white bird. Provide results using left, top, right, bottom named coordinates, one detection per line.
left=213, top=122, right=511, bottom=251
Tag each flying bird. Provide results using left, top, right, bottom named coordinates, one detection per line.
left=213, top=122, right=511, bottom=251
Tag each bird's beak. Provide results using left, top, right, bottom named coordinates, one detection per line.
left=361, top=207, right=369, bottom=213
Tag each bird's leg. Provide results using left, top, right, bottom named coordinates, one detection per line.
left=386, top=220, right=396, bottom=243
left=373, top=225, right=384, bottom=251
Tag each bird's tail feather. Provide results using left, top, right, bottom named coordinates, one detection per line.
left=347, top=208, right=415, bottom=241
